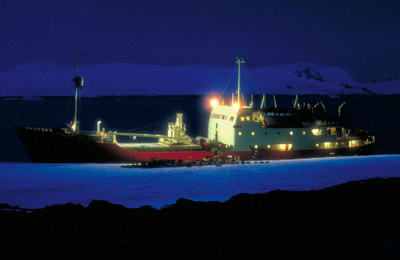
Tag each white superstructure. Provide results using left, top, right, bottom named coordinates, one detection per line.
left=207, top=55, right=375, bottom=154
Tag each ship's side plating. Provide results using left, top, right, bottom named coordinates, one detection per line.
left=208, top=104, right=238, bottom=147
left=207, top=105, right=374, bottom=155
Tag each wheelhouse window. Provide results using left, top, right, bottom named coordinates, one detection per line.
left=264, top=144, right=292, bottom=151
left=274, top=144, right=293, bottom=151
left=323, top=142, right=335, bottom=149
left=327, top=127, right=336, bottom=135
left=349, top=140, right=359, bottom=147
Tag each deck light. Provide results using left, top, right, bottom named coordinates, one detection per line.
left=233, top=103, right=240, bottom=112
left=97, top=121, right=102, bottom=135
left=312, top=129, right=320, bottom=136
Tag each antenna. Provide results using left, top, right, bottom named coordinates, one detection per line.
left=260, top=94, right=265, bottom=109
left=75, top=45, right=79, bottom=77
left=236, top=54, right=245, bottom=108
left=293, top=95, right=299, bottom=108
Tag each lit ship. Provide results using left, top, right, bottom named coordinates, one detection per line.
left=15, top=50, right=375, bottom=164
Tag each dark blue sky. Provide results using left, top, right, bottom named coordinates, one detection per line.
left=1, top=0, right=400, bottom=81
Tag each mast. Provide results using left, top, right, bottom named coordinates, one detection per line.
left=73, top=46, right=78, bottom=132
left=236, top=54, right=245, bottom=108
left=72, top=45, right=84, bottom=134
left=75, top=45, right=79, bottom=77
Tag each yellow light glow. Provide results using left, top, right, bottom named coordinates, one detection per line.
left=254, top=145, right=258, bottom=149
left=302, top=131, right=306, bottom=135
left=238, top=131, right=242, bottom=136
left=251, top=131, right=255, bottom=136
left=233, top=103, right=239, bottom=112
left=267, top=145, right=271, bottom=148
left=210, top=99, right=218, bottom=107
left=311, top=129, right=320, bottom=135
left=290, top=131, right=293, bottom=135
left=316, top=143, right=319, bottom=147
left=349, top=140, right=358, bottom=148
left=324, top=142, right=335, bottom=148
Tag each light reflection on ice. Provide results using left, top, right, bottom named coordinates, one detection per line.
left=0, top=155, right=399, bottom=209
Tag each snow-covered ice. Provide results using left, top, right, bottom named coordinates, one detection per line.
left=0, top=155, right=399, bottom=209
left=1, top=62, right=399, bottom=97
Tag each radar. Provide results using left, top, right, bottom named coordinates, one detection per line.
left=73, top=76, right=84, bottom=88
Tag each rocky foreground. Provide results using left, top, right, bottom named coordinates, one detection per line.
left=1, top=177, right=400, bottom=258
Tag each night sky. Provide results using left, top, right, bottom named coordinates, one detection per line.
left=1, top=0, right=400, bottom=82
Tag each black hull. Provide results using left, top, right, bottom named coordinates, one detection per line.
left=14, top=127, right=133, bottom=163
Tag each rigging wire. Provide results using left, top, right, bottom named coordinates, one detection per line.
left=218, top=68, right=237, bottom=102
left=243, top=69, right=261, bottom=95
left=78, top=90, right=84, bottom=127
left=118, top=116, right=174, bottom=133
left=244, top=68, right=274, bottom=107
left=59, top=85, right=74, bottom=126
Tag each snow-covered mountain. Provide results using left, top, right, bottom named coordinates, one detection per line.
left=0, top=62, right=398, bottom=97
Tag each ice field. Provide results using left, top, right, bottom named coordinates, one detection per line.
left=1, top=155, right=399, bottom=209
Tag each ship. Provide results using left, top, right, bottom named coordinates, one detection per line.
left=15, top=48, right=375, bottom=164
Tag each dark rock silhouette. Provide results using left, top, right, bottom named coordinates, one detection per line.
left=294, top=68, right=324, bottom=81
left=1, top=177, right=400, bottom=258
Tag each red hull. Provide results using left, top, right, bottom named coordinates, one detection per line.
left=15, top=127, right=374, bottom=163
left=131, top=145, right=374, bottom=163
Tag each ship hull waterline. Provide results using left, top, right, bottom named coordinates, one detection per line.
left=15, top=127, right=375, bottom=163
